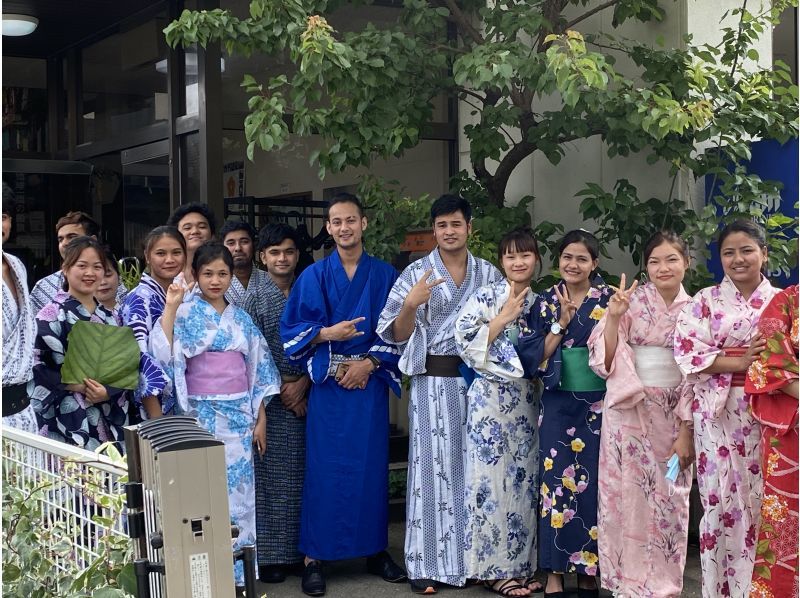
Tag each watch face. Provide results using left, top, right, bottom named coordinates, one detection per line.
left=550, top=322, right=562, bottom=335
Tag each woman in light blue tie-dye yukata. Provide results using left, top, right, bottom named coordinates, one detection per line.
left=151, top=241, right=280, bottom=586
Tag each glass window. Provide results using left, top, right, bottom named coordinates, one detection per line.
left=81, top=14, right=169, bottom=143
left=2, top=57, right=48, bottom=153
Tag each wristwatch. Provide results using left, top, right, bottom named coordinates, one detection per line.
left=550, top=322, right=566, bottom=336
left=366, top=354, right=381, bottom=370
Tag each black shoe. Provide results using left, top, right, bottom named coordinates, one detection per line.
left=301, top=560, right=326, bottom=596
left=366, top=550, right=408, bottom=583
left=409, top=578, right=439, bottom=594
left=259, top=564, right=287, bottom=583
left=575, top=589, right=599, bottom=598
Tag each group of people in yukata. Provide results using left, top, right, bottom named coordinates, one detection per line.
left=2, top=187, right=797, bottom=598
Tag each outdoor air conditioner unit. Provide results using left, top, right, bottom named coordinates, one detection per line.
left=124, top=416, right=255, bottom=598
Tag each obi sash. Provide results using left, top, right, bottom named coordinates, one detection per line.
left=559, top=347, right=606, bottom=392
left=631, top=345, right=682, bottom=388
left=186, top=351, right=248, bottom=396
left=723, top=347, right=747, bottom=387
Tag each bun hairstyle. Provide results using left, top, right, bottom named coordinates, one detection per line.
left=191, top=241, right=233, bottom=274
left=643, top=230, right=690, bottom=263
left=61, top=236, right=108, bottom=291
left=557, top=229, right=600, bottom=260
left=556, top=229, right=601, bottom=280
left=498, top=227, right=542, bottom=275
left=718, top=219, right=767, bottom=249
left=718, top=219, right=768, bottom=274
left=143, top=225, right=186, bottom=258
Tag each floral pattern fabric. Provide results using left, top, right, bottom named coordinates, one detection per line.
left=150, top=294, right=281, bottom=585
left=745, top=285, right=798, bottom=598
left=587, top=282, right=692, bottom=597
left=120, top=274, right=173, bottom=417
left=517, top=279, right=610, bottom=576
left=30, top=296, right=131, bottom=451
left=674, top=275, right=778, bottom=598
left=455, top=280, right=539, bottom=580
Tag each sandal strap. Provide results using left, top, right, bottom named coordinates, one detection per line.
left=486, top=578, right=528, bottom=596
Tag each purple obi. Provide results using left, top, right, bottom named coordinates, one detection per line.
left=185, top=351, right=248, bottom=396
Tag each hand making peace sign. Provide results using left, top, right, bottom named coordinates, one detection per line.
left=405, top=269, right=447, bottom=310
left=553, top=283, right=579, bottom=327
left=607, top=273, right=639, bottom=319
left=499, top=286, right=529, bottom=326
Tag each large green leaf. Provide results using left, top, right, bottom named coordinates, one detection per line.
left=61, top=321, right=141, bottom=390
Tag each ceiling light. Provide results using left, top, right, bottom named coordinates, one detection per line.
left=3, top=14, right=38, bottom=37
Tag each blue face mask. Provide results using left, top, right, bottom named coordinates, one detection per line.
left=665, top=453, right=680, bottom=496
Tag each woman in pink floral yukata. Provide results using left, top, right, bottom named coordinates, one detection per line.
left=674, top=220, right=779, bottom=598
left=587, top=231, right=695, bottom=598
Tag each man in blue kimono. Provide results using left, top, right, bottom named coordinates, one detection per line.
left=280, top=193, right=407, bottom=597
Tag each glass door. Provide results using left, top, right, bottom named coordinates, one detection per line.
left=121, top=140, right=170, bottom=260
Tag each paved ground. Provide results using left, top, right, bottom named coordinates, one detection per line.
left=251, top=522, right=703, bottom=597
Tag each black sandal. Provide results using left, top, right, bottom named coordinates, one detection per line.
left=522, top=576, right=544, bottom=592
left=484, top=579, right=531, bottom=596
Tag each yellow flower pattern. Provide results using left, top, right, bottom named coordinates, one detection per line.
left=589, top=306, right=606, bottom=320
left=571, top=438, right=585, bottom=452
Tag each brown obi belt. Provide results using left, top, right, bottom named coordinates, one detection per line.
left=424, top=354, right=464, bottom=378
left=724, top=347, right=747, bottom=387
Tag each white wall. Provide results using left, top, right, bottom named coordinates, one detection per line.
left=460, top=0, right=776, bottom=276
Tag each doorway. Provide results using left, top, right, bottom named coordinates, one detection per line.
left=121, top=140, right=170, bottom=260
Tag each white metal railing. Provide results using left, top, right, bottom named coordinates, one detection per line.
left=1, top=427, right=128, bottom=578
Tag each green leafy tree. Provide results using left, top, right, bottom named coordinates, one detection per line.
left=165, top=0, right=798, bottom=289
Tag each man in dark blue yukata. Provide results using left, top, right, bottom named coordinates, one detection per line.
left=280, top=193, right=407, bottom=597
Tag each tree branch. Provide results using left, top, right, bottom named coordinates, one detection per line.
left=442, top=0, right=484, bottom=46
left=564, top=0, right=622, bottom=31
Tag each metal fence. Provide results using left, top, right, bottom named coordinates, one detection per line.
left=1, top=427, right=128, bottom=577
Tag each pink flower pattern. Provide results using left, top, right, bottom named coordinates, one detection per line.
left=674, top=276, right=778, bottom=598
left=588, top=282, right=692, bottom=597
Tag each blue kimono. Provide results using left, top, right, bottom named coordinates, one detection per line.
left=120, top=274, right=173, bottom=418
left=280, top=250, right=400, bottom=560
left=517, top=280, right=610, bottom=576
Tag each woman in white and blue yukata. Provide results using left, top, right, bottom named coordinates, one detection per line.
left=150, top=241, right=280, bottom=587
left=455, top=227, right=542, bottom=597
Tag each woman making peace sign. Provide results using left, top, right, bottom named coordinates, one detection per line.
left=587, top=231, right=695, bottom=598
left=455, top=228, right=542, bottom=597
left=517, top=229, right=611, bottom=598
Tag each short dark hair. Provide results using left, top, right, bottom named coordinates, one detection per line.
left=718, top=219, right=767, bottom=249
left=430, top=194, right=471, bottom=224
left=557, top=229, right=600, bottom=261
left=258, top=222, right=301, bottom=252
left=192, top=241, right=233, bottom=274
left=143, top=225, right=187, bottom=257
left=56, top=211, right=100, bottom=237
left=167, top=202, right=216, bottom=235
left=219, top=220, right=256, bottom=243
left=61, top=236, right=108, bottom=291
left=643, top=230, right=690, bottom=263
left=498, top=227, right=542, bottom=274
left=325, top=193, right=364, bottom=220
